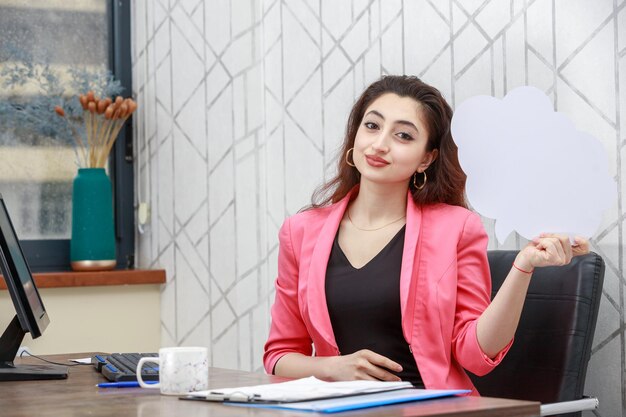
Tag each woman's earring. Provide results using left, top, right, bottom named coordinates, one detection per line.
left=413, top=171, right=427, bottom=190
left=345, top=148, right=356, bottom=167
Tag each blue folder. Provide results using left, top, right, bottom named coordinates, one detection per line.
left=225, top=388, right=471, bottom=413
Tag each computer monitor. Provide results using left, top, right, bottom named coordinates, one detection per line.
left=0, top=195, right=67, bottom=380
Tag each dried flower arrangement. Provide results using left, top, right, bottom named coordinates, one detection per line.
left=54, top=92, right=137, bottom=168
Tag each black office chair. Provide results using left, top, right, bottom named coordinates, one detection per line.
left=469, top=250, right=605, bottom=417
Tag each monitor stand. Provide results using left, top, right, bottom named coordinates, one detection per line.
left=0, top=315, right=67, bottom=381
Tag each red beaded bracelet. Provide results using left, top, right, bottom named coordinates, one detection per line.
left=512, top=262, right=534, bottom=274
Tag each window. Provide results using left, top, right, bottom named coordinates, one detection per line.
left=0, top=0, right=134, bottom=271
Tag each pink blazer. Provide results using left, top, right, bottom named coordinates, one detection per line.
left=263, top=190, right=512, bottom=395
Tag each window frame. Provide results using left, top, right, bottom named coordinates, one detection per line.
left=21, top=0, right=135, bottom=272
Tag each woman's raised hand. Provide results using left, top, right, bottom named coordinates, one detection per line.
left=323, top=349, right=403, bottom=382
left=516, top=234, right=590, bottom=271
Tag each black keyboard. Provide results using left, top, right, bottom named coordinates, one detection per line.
left=92, top=353, right=159, bottom=382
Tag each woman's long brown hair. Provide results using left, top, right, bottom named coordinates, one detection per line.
left=309, top=75, right=467, bottom=209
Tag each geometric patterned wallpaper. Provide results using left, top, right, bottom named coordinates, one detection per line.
left=132, top=1, right=625, bottom=415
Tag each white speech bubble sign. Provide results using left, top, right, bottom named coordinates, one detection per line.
left=451, top=86, right=616, bottom=243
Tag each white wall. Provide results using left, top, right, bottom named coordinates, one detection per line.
left=132, top=1, right=625, bottom=415
left=0, top=285, right=161, bottom=354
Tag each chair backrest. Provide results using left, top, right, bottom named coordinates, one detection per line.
left=470, top=250, right=605, bottom=415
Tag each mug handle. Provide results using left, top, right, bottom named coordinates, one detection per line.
left=136, top=357, right=160, bottom=389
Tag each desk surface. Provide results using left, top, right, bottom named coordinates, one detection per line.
left=0, top=353, right=540, bottom=417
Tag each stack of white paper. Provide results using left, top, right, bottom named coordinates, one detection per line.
left=183, top=377, right=471, bottom=413
left=190, top=376, right=413, bottom=402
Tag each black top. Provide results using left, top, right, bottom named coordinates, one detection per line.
left=325, top=226, right=423, bottom=387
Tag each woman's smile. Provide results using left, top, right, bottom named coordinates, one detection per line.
left=365, top=155, right=390, bottom=167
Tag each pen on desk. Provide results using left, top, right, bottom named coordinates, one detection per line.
left=96, top=381, right=158, bottom=388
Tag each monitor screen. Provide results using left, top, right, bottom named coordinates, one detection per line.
left=0, top=195, right=66, bottom=380
left=0, top=197, right=48, bottom=338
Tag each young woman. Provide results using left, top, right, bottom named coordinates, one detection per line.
left=263, top=75, right=588, bottom=395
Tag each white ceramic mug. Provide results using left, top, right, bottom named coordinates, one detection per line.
left=136, top=347, right=209, bottom=395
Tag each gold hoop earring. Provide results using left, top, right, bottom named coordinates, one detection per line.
left=413, top=171, right=427, bottom=190
left=345, top=148, right=356, bottom=167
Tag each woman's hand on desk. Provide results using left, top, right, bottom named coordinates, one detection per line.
left=323, top=350, right=403, bottom=382
left=515, top=234, right=590, bottom=271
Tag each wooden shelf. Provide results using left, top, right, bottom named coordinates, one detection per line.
left=0, top=269, right=165, bottom=290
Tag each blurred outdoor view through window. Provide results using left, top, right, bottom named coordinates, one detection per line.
left=0, top=0, right=109, bottom=239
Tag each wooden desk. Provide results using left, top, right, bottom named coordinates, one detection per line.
left=0, top=353, right=540, bottom=417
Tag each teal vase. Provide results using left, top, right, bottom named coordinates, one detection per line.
left=70, top=168, right=116, bottom=271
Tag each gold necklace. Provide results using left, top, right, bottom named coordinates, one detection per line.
left=347, top=209, right=406, bottom=232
